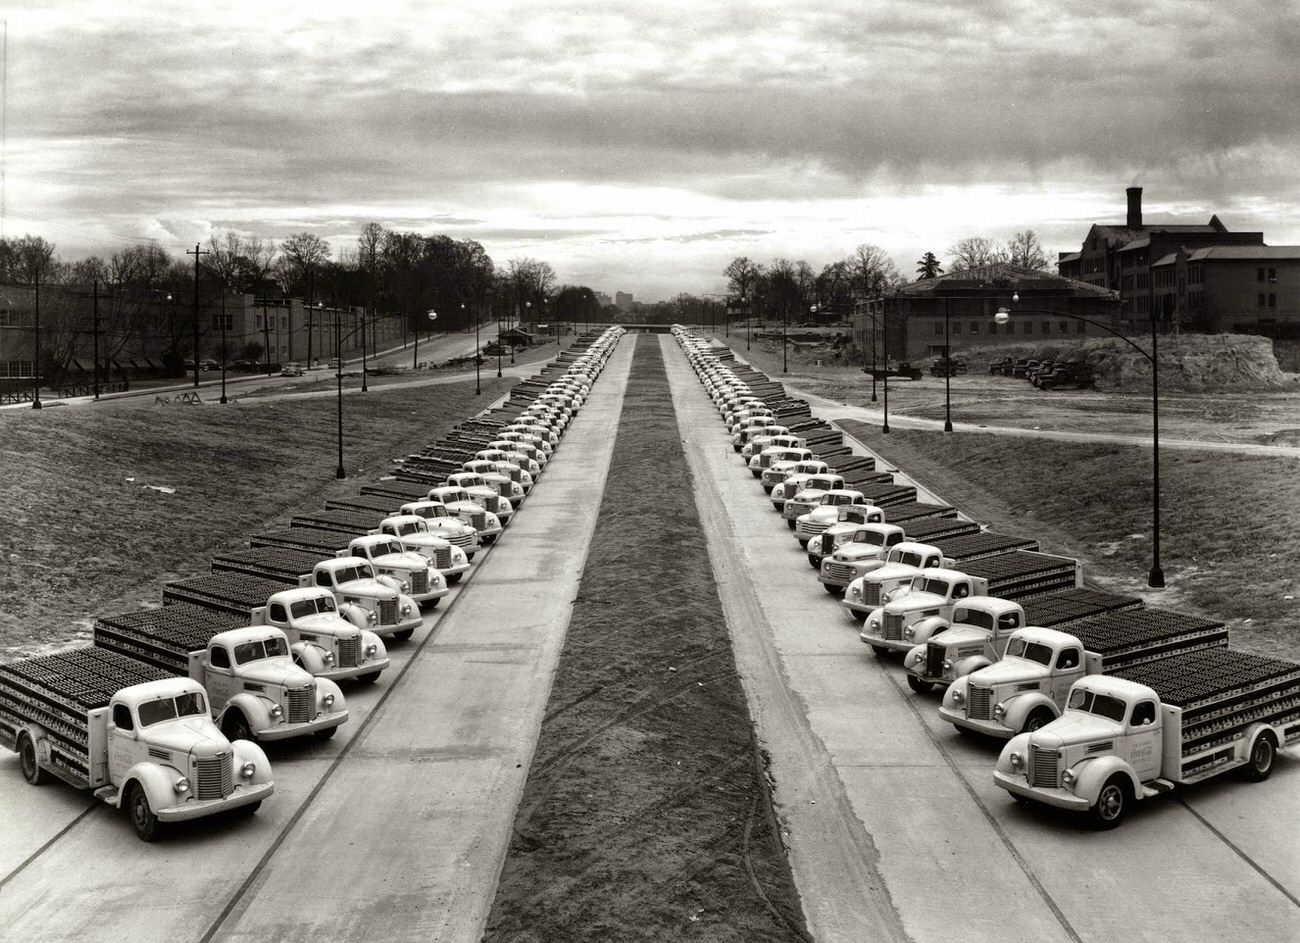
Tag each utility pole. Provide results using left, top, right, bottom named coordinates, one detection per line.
left=186, top=243, right=208, bottom=387
left=92, top=279, right=100, bottom=400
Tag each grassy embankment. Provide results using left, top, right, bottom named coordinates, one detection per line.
left=839, top=421, right=1300, bottom=661
left=0, top=376, right=514, bottom=658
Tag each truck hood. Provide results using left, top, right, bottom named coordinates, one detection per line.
left=866, top=563, right=921, bottom=582
left=296, top=613, right=360, bottom=637
left=240, top=655, right=314, bottom=688
left=929, top=625, right=989, bottom=649
left=374, top=551, right=432, bottom=570
left=884, top=591, right=946, bottom=613
left=144, top=716, right=228, bottom=754
left=338, top=579, right=399, bottom=600
left=970, top=657, right=1045, bottom=687
left=1028, top=712, right=1122, bottom=750
left=392, top=534, right=451, bottom=550
left=835, top=545, right=885, bottom=563
left=807, top=507, right=840, bottom=522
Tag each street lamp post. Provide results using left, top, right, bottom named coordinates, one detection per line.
left=219, top=292, right=228, bottom=404
left=92, top=279, right=101, bottom=401
left=496, top=302, right=503, bottom=378
left=997, top=297, right=1163, bottom=588
left=32, top=271, right=42, bottom=409
left=361, top=306, right=369, bottom=393
left=335, top=309, right=345, bottom=479
left=782, top=303, right=789, bottom=374
left=881, top=307, right=890, bottom=433
left=467, top=303, right=480, bottom=395
left=745, top=295, right=752, bottom=351
left=943, top=296, right=953, bottom=433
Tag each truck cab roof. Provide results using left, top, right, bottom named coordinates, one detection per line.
left=427, top=487, right=471, bottom=503
left=1071, top=673, right=1157, bottom=705
left=952, top=596, right=1024, bottom=618
left=399, top=502, right=450, bottom=519
left=113, top=676, right=207, bottom=709
left=267, top=586, right=338, bottom=607
left=314, top=555, right=375, bottom=577
left=379, top=515, right=431, bottom=535
left=1005, top=626, right=1079, bottom=651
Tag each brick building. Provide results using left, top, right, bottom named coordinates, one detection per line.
left=1057, top=187, right=1264, bottom=329
left=1151, top=245, right=1300, bottom=336
left=856, top=264, right=1120, bottom=364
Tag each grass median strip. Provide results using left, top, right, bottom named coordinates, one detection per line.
left=483, top=337, right=809, bottom=942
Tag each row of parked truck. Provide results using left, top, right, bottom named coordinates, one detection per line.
left=0, top=328, right=626, bottom=840
left=674, top=325, right=1299, bottom=830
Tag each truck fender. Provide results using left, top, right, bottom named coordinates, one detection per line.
left=1071, top=756, right=1142, bottom=807
left=292, top=642, right=330, bottom=675
left=230, top=739, right=274, bottom=786
left=996, top=733, right=1033, bottom=775
left=952, top=655, right=993, bottom=679
left=120, top=761, right=182, bottom=814
left=316, top=678, right=346, bottom=712
left=360, top=631, right=388, bottom=662
left=1001, top=693, right=1060, bottom=733
left=943, top=676, right=970, bottom=712
left=907, top=615, right=950, bottom=645
left=903, top=643, right=927, bottom=673
left=223, top=693, right=276, bottom=736
left=338, top=603, right=369, bottom=630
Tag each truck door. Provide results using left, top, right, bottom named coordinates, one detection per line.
left=107, top=702, right=139, bottom=783
left=1119, top=700, right=1162, bottom=781
left=990, top=611, right=1022, bottom=658
left=1048, top=646, right=1084, bottom=703
left=204, top=645, right=240, bottom=710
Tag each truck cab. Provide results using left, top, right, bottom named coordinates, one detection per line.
left=806, top=506, right=895, bottom=569
left=816, top=523, right=907, bottom=593
left=195, top=627, right=348, bottom=742
left=768, top=462, right=833, bottom=507
left=445, top=472, right=516, bottom=522
left=397, top=501, right=484, bottom=555
left=508, top=421, right=559, bottom=447
left=425, top=486, right=505, bottom=541
left=940, top=627, right=1089, bottom=738
left=859, top=567, right=989, bottom=655
left=748, top=436, right=809, bottom=473
left=902, top=596, right=1026, bottom=693
left=347, top=534, right=449, bottom=603
left=306, top=557, right=423, bottom=640
left=498, top=429, right=552, bottom=458
left=782, top=475, right=847, bottom=528
left=374, top=516, right=473, bottom=583
left=794, top=491, right=881, bottom=546
left=840, top=542, right=950, bottom=619
left=253, top=586, right=391, bottom=682
left=759, top=451, right=818, bottom=492
left=742, top=431, right=798, bottom=461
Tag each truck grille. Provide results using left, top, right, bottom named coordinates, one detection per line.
left=926, top=642, right=946, bottom=678
left=379, top=599, right=398, bottom=624
left=824, top=563, right=854, bottom=582
left=799, top=521, right=829, bottom=536
left=471, top=511, right=487, bottom=530
left=410, top=570, right=428, bottom=595
left=863, top=583, right=882, bottom=607
left=884, top=613, right=905, bottom=641
left=484, top=496, right=500, bottom=513
left=1028, top=747, right=1059, bottom=788
left=967, top=684, right=991, bottom=720
left=496, top=481, right=512, bottom=497
left=448, top=532, right=474, bottom=548
left=759, top=454, right=774, bottom=468
left=193, top=752, right=233, bottom=800
left=288, top=683, right=317, bottom=723
left=820, top=533, right=835, bottom=555
left=337, top=636, right=361, bottom=668
left=784, top=501, right=812, bottom=519
left=434, top=547, right=452, bottom=570
left=508, top=468, right=522, bottom=483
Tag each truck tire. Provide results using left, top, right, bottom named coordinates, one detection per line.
left=797, top=538, right=809, bottom=548
left=806, top=554, right=822, bottom=569
left=127, top=783, right=160, bottom=842
left=358, top=672, right=382, bottom=684
left=445, top=573, right=463, bottom=585
left=236, top=801, right=262, bottom=818
left=1087, top=775, right=1130, bottom=830
left=18, top=733, right=49, bottom=785
left=1241, top=732, right=1277, bottom=782
left=223, top=711, right=255, bottom=744
left=786, top=520, right=796, bottom=530
left=1023, top=708, right=1055, bottom=733
left=870, top=644, right=888, bottom=656
left=907, top=676, right=934, bottom=694
left=824, top=583, right=844, bottom=596
left=393, top=628, right=416, bottom=641
left=314, top=725, right=339, bottom=740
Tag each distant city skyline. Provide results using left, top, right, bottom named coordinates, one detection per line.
left=5, top=2, right=1298, bottom=298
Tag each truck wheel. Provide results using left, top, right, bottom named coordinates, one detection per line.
left=314, top=725, right=339, bottom=740
left=907, top=676, right=934, bottom=694
left=394, top=628, right=416, bottom=641
left=18, top=733, right=49, bottom=785
left=786, top=520, right=796, bottom=530
left=445, top=573, right=463, bottom=585
left=824, top=583, right=844, bottom=597
left=1023, top=708, right=1055, bottom=733
left=236, top=801, right=262, bottom=818
left=358, top=672, right=382, bottom=684
left=127, top=783, right=160, bottom=842
left=870, top=644, right=888, bottom=656
left=797, top=538, right=810, bottom=548
left=1241, top=733, right=1277, bottom=782
left=1087, top=776, right=1130, bottom=830
left=223, top=712, right=255, bottom=744
left=806, top=555, right=822, bottom=569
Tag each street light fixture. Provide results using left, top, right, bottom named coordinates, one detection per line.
left=996, top=295, right=1164, bottom=588
left=943, top=296, right=952, bottom=433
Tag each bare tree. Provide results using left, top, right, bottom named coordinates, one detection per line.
left=947, top=236, right=1006, bottom=271
left=724, top=256, right=763, bottom=301
left=847, top=244, right=900, bottom=296
left=1005, top=230, right=1050, bottom=271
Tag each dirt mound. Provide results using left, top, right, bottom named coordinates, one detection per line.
left=964, top=333, right=1296, bottom=393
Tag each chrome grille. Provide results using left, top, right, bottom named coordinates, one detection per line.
left=470, top=511, right=487, bottom=530
left=288, top=684, right=316, bottom=724
left=884, top=613, right=905, bottom=641
left=193, top=752, right=233, bottom=800
left=759, top=454, right=774, bottom=468
left=337, top=636, right=361, bottom=668
left=820, top=534, right=835, bottom=555
left=800, top=521, right=829, bottom=535
left=484, top=496, right=500, bottom=513
left=864, top=583, right=882, bottom=607
left=448, top=532, right=474, bottom=548
left=410, top=571, right=429, bottom=595
left=926, top=643, right=946, bottom=678
left=784, top=501, right=812, bottom=520
left=379, top=598, right=398, bottom=624
left=497, top=481, right=512, bottom=496
left=434, top=547, right=452, bottom=570
left=1028, top=747, right=1059, bottom=788
left=508, top=468, right=522, bottom=483
left=825, top=563, right=854, bottom=582
left=967, top=684, right=991, bottom=720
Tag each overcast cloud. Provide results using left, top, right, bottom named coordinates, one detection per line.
left=5, top=0, right=1299, bottom=298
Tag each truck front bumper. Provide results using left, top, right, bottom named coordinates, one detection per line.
left=320, top=657, right=391, bottom=682
left=938, top=705, right=1016, bottom=739
left=409, top=586, right=450, bottom=604
left=858, top=630, right=912, bottom=653
left=373, top=616, right=424, bottom=638
left=993, top=771, right=1090, bottom=811
left=258, top=708, right=349, bottom=741
left=157, top=781, right=275, bottom=822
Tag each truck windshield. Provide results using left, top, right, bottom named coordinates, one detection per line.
left=335, top=564, right=373, bottom=583
left=856, top=531, right=886, bottom=546
left=955, top=609, right=993, bottom=630
left=913, top=578, right=950, bottom=596
left=290, top=596, right=337, bottom=618
left=234, top=636, right=290, bottom=664
left=138, top=691, right=208, bottom=727
left=399, top=523, right=423, bottom=536
left=1006, top=638, right=1054, bottom=665
left=377, top=541, right=404, bottom=555
left=1067, top=689, right=1127, bottom=721
left=896, top=551, right=925, bottom=567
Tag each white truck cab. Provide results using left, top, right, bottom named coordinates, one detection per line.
left=445, top=471, right=516, bottom=522
left=816, top=523, right=907, bottom=593
left=840, top=541, right=950, bottom=618
left=781, top=475, right=847, bottom=528
left=253, top=586, right=390, bottom=681
left=425, top=487, right=505, bottom=541
left=902, top=596, right=1026, bottom=693
left=461, top=459, right=530, bottom=498
left=306, top=557, right=423, bottom=640
left=794, top=491, right=881, bottom=546
left=375, top=515, right=474, bottom=582
left=347, top=534, right=449, bottom=603
left=859, top=567, right=989, bottom=655
left=396, top=501, right=482, bottom=556
left=768, top=462, right=833, bottom=506
left=741, top=430, right=797, bottom=460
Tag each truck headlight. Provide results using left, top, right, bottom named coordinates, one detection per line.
left=882, top=591, right=893, bottom=604
left=909, top=651, right=924, bottom=665
left=323, top=693, right=335, bottom=709
left=174, top=776, right=190, bottom=794
left=993, top=703, right=1005, bottom=718
left=366, top=610, right=377, bottom=624
left=850, top=586, right=861, bottom=599
left=401, top=603, right=413, bottom=617
left=942, top=659, right=952, bottom=671
left=1009, top=752, right=1022, bottom=768
left=242, top=762, right=256, bottom=778
left=323, top=651, right=335, bottom=665
left=1062, top=769, right=1076, bottom=785
left=903, top=626, right=914, bottom=639
left=400, top=580, right=411, bottom=592
left=270, top=704, right=283, bottom=719
left=951, top=689, right=964, bottom=704
left=366, top=643, right=378, bottom=656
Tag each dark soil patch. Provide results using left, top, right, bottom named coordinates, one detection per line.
left=483, top=338, right=809, bottom=942
left=839, top=420, right=1300, bottom=661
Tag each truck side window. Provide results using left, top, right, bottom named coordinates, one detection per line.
left=1056, top=648, right=1081, bottom=670
left=998, top=613, right=1021, bottom=630
left=316, top=571, right=331, bottom=587
left=887, top=533, right=903, bottom=546
left=112, top=704, right=134, bottom=731
left=953, top=583, right=970, bottom=599
left=210, top=646, right=231, bottom=669
left=1131, top=701, right=1157, bottom=727
left=269, top=603, right=288, bottom=623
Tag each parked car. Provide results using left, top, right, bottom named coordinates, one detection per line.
left=988, top=357, right=1013, bottom=376
left=1010, top=358, right=1036, bottom=378
left=929, top=357, right=968, bottom=377
left=281, top=362, right=306, bottom=377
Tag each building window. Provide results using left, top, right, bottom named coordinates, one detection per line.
left=969, top=321, right=980, bottom=334
left=1269, top=294, right=1277, bottom=308
left=933, top=322, right=943, bottom=335
left=1259, top=293, right=1267, bottom=308
left=1269, top=268, right=1277, bottom=283
left=1023, top=321, right=1033, bottom=334
left=952, top=321, right=961, bottom=335
left=1041, top=321, right=1051, bottom=334
left=1059, top=320, right=1069, bottom=334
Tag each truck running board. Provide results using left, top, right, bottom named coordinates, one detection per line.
left=1141, top=780, right=1176, bottom=798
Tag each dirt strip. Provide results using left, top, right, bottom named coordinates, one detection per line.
left=483, top=336, right=809, bottom=942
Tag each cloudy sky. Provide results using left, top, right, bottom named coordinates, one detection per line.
left=5, top=0, right=1299, bottom=299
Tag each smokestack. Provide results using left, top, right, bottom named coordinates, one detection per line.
left=1126, top=186, right=1143, bottom=229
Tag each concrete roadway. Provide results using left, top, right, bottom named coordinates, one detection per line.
left=0, top=339, right=633, bottom=943
left=661, top=335, right=1300, bottom=943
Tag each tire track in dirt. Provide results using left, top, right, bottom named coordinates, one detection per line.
left=483, top=336, right=809, bottom=942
